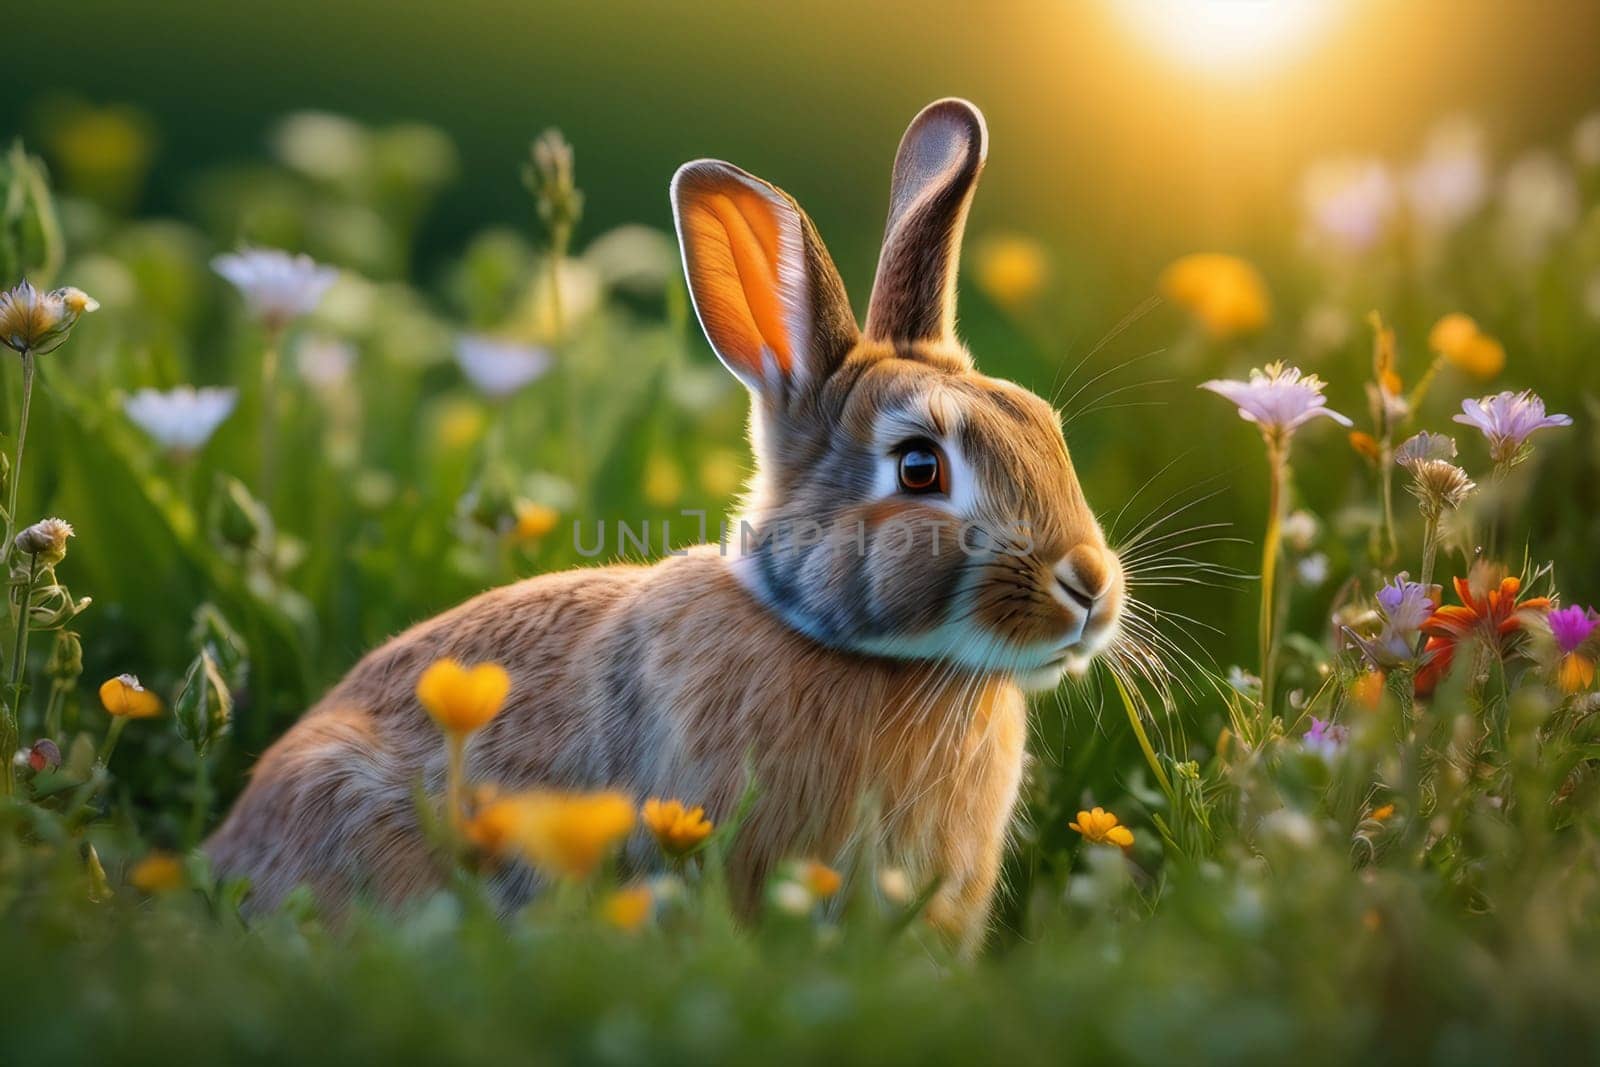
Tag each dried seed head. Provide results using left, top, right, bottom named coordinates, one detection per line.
left=15, top=517, right=75, bottom=565
left=1406, top=459, right=1477, bottom=517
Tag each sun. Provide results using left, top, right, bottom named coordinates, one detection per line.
left=1112, top=0, right=1338, bottom=75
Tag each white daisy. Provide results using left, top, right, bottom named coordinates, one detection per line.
left=124, top=386, right=239, bottom=453
left=453, top=334, right=551, bottom=399
left=212, top=248, right=338, bottom=331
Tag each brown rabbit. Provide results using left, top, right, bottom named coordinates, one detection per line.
left=206, top=99, right=1125, bottom=953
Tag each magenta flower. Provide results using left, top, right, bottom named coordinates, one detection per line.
left=1452, top=390, right=1572, bottom=465
left=1303, top=716, right=1349, bottom=759
left=1548, top=605, right=1599, bottom=655
left=1200, top=362, right=1352, bottom=446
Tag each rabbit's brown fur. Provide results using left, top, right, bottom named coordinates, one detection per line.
left=208, top=99, right=1124, bottom=953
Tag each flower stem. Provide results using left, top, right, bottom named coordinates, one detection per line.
left=1110, top=669, right=1173, bottom=802
left=0, top=553, right=40, bottom=793
left=445, top=733, right=465, bottom=838
left=2, top=350, right=37, bottom=562
left=1258, top=438, right=1286, bottom=720
left=98, top=716, right=127, bottom=767
left=187, top=752, right=211, bottom=847
left=1378, top=439, right=1398, bottom=565
left=259, top=332, right=282, bottom=505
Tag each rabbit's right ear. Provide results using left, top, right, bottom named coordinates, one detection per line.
left=672, top=161, right=858, bottom=400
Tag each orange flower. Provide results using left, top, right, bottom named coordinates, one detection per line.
left=1349, top=670, right=1386, bottom=710
left=1159, top=253, right=1270, bottom=339
left=1416, top=565, right=1550, bottom=696
left=128, top=851, right=185, bottom=893
left=1368, top=803, right=1396, bottom=822
left=99, top=674, right=163, bottom=719
left=1348, top=431, right=1381, bottom=463
left=416, top=659, right=510, bottom=736
left=1069, top=806, right=1135, bottom=849
left=1429, top=312, right=1505, bottom=379
left=599, top=885, right=654, bottom=932
left=465, top=790, right=635, bottom=879
left=641, top=798, right=714, bottom=857
left=801, top=860, right=842, bottom=899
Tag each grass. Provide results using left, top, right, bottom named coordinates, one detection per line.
left=1, top=102, right=1599, bottom=1063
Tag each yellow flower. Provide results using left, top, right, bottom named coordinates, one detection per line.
left=973, top=234, right=1050, bottom=311
left=1428, top=313, right=1505, bottom=379
left=1069, top=806, right=1134, bottom=849
left=1158, top=253, right=1269, bottom=339
left=600, top=885, right=654, bottom=932
left=513, top=500, right=559, bottom=542
left=434, top=398, right=486, bottom=450
left=99, top=674, right=163, bottom=719
left=416, top=659, right=510, bottom=736
left=642, top=454, right=684, bottom=506
left=641, top=798, right=714, bottom=857
left=128, top=851, right=185, bottom=893
left=1559, top=652, right=1596, bottom=693
left=467, top=790, right=635, bottom=879
left=699, top=448, right=745, bottom=498
left=1349, top=669, right=1386, bottom=710
left=801, top=860, right=842, bottom=900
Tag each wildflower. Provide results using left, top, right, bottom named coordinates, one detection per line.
left=1416, top=564, right=1551, bottom=696
left=1348, top=431, right=1381, bottom=463
left=1158, top=253, right=1269, bottom=339
left=1403, top=117, right=1488, bottom=233
left=1226, top=666, right=1260, bottom=696
left=641, top=798, right=714, bottom=857
left=1452, top=390, right=1571, bottom=467
left=771, top=879, right=816, bottom=917
left=1547, top=605, right=1599, bottom=693
left=513, top=500, right=559, bottom=542
left=99, top=674, right=163, bottom=719
left=26, top=738, right=61, bottom=773
left=1498, top=153, right=1578, bottom=262
left=0, top=281, right=99, bottom=356
left=1302, top=716, right=1349, bottom=760
left=974, top=234, right=1050, bottom=311
left=15, top=517, right=74, bottom=565
left=877, top=866, right=913, bottom=905
left=453, top=334, right=551, bottom=399
left=1404, top=459, right=1476, bottom=517
left=295, top=334, right=356, bottom=390
left=1368, top=803, right=1396, bottom=822
left=1349, top=670, right=1386, bottom=710
left=600, top=886, right=653, bottom=933
left=1069, top=806, right=1134, bottom=849
left=523, top=128, right=584, bottom=238
left=642, top=454, right=684, bottom=506
left=1200, top=362, right=1352, bottom=448
left=800, top=860, right=842, bottom=900
left=1428, top=313, right=1504, bottom=379
left=1302, top=157, right=1395, bottom=253
left=1281, top=510, right=1319, bottom=552
left=416, top=659, right=510, bottom=736
left=128, top=851, right=185, bottom=893
left=212, top=248, right=338, bottom=332
left=1394, top=430, right=1457, bottom=467
left=123, top=386, right=238, bottom=454
left=469, top=790, right=635, bottom=879
left=1348, top=575, right=1434, bottom=669
left=1296, top=553, right=1329, bottom=587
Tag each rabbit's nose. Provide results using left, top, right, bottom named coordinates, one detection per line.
left=1055, top=544, right=1113, bottom=609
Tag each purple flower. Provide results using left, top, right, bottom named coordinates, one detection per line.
left=1200, top=362, right=1352, bottom=444
left=1548, top=605, right=1600, bottom=655
left=1348, top=574, right=1434, bottom=668
left=1453, top=390, right=1572, bottom=465
left=1303, top=716, right=1350, bottom=759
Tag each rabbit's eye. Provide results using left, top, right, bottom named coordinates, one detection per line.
left=896, top=442, right=946, bottom=494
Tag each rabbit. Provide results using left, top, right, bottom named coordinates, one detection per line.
left=205, top=98, right=1126, bottom=954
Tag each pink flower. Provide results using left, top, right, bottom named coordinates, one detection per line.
left=1548, top=605, right=1599, bottom=656
left=1453, top=390, right=1571, bottom=465
left=1200, top=361, right=1352, bottom=445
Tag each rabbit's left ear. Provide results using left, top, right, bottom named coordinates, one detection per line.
left=865, top=99, right=988, bottom=344
left=672, top=161, right=857, bottom=400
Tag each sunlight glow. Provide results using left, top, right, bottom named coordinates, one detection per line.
left=1113, top=0, right=1338, bottom=75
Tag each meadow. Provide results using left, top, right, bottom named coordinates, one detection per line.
left=1, top=92, right=1599, bottom=1064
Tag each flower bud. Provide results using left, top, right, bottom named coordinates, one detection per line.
left=189, top=603, right=248, bottom=690
left=15, top=516, right=74, bottom=565
left=174, top=650, right=232, bottom=756
left=26, top=737, right=61, bottom=772
left=46, top=630, right=83, bottom=684
left=0, top=280, right=99, bottom=356
left=209, top=475, right=270, bottom=551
